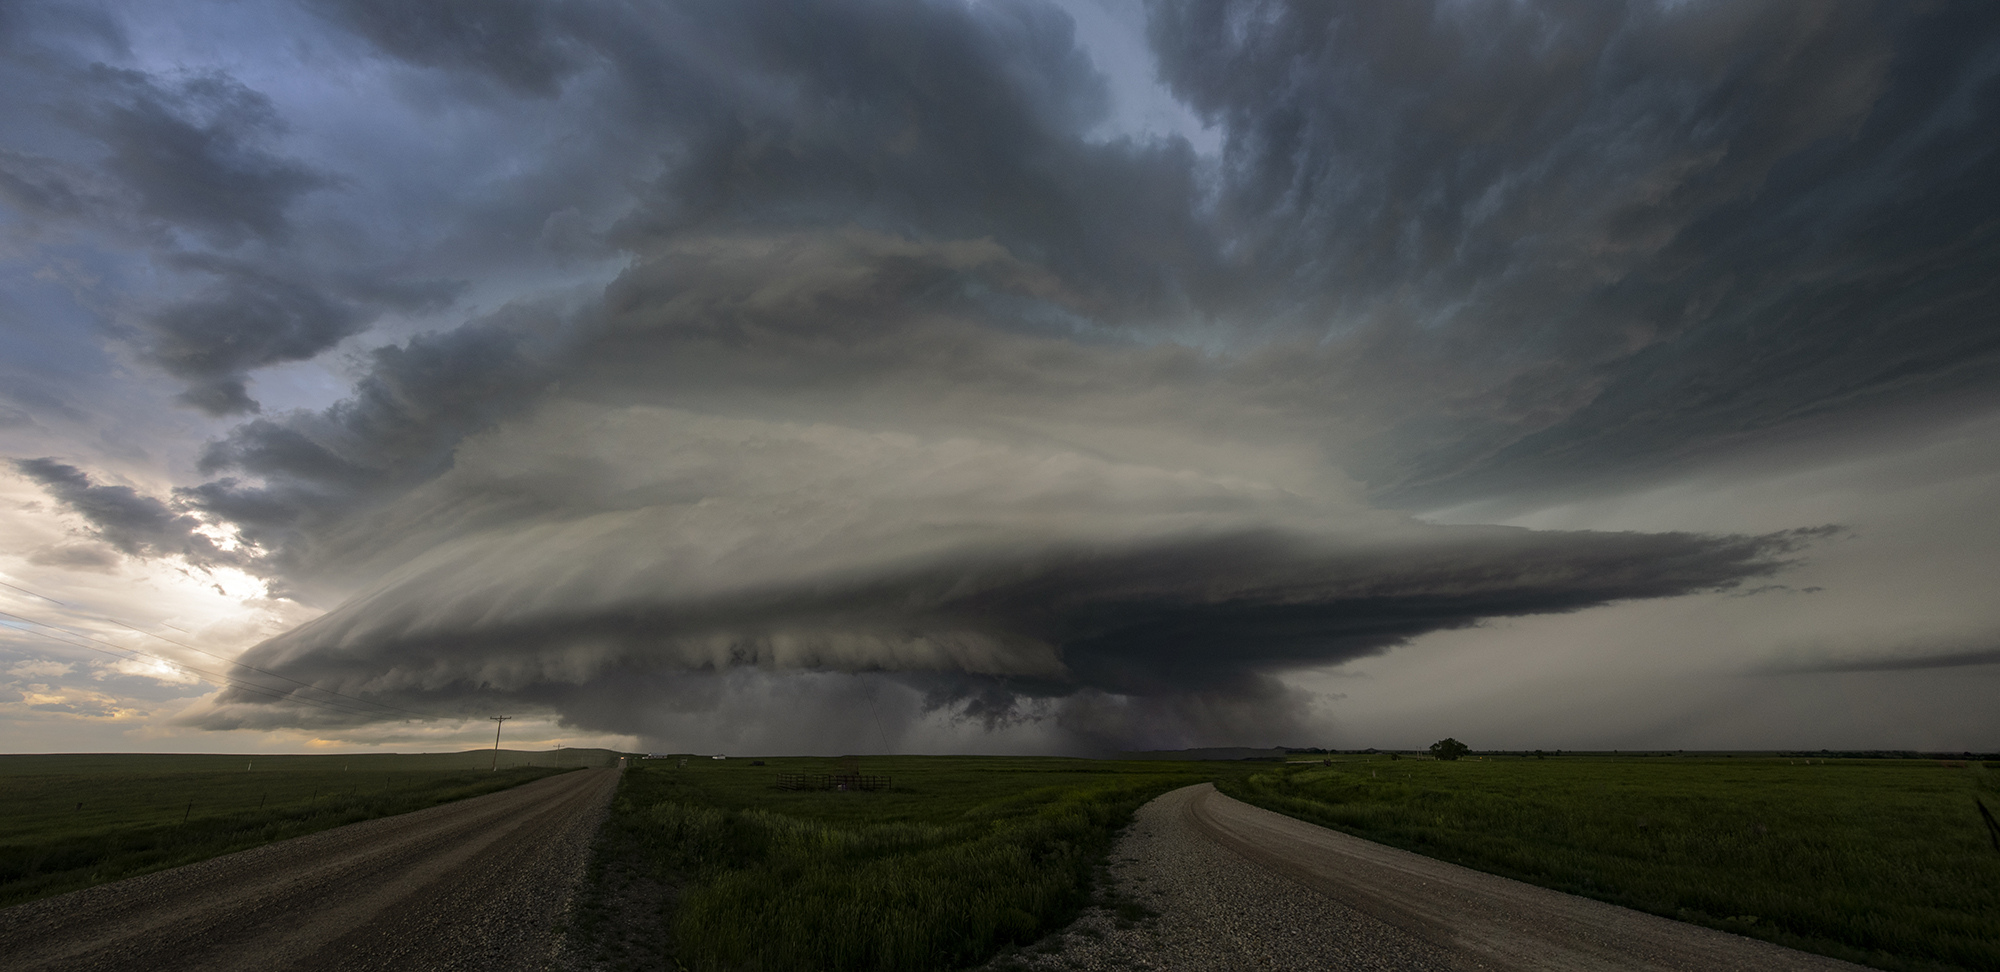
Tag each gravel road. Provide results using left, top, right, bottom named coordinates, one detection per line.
left=988, top=783, right=1872, bottom=972
left=0, top=766, right=620, bottom=972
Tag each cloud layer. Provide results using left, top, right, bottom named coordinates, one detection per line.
left=4, top=0, right=1997, bottom=750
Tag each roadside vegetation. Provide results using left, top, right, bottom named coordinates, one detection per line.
left=572, top=755, right=1231, bottom=971
left=0, top=750, right=607, bottom=907
left=1222, top=754, right=2000, bottom=972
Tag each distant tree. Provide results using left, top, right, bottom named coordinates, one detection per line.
left=1429, top=738, right=1471, bottom=761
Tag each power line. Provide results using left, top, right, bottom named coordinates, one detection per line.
left=0, top=608, right=407, bottom=717
left=0, top=579, right=66, bottom=606
left=101, top=620, right=422, bottom=716
left=491, top=715, right=512, bottom=771
left=0, top=618, right=362, bottom=715
left=0, top=578, right=431, bottom=718
left=0, top=621, right=368, bottom=715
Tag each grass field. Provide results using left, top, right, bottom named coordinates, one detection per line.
left=574, top=755, right=1243, bottom=972
left=0, top=748, right=617, bottom=907
left=1221, top=754, right=2000, bottom=972
left=15, top=749, right=1991, bottom=971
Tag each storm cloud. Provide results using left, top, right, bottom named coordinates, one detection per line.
left=80, top=66, right=327, bottom=245
left=11, top=458, right=245, bottom=569
left=3, top=0, right=1997, bottom=752
left=172, top=237, right=1814, bottom=743
left=193, top=520, right=1801, bottom=739
left=1151, top=1, right=2000, bottom=502
left=0, top=26, right=466, bottom=414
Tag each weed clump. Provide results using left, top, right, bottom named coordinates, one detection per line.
left=599, top=756, right=1214, bottom=971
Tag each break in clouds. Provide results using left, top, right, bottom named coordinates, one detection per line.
left=4, top=0, right=1998, bottom=751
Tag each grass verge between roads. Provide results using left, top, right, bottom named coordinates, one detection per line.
left=572, top=755, right=1233, bottom=972
left=1221, top=755, right=2000, bottom=972
left=0, top=749, right=612, bottom=907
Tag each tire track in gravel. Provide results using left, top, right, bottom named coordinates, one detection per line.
left=0, top=766, right=620, bottom=972
left=985, top=784, right=1872, bottom=972
left=1181, top=783, right=1871, bottom=971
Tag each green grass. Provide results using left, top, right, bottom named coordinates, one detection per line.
left=582, top=755, right=1241, bottom=971
left=0, top=749, right=616, bottom=907
left=1219, top=755, right=2000, bottom=972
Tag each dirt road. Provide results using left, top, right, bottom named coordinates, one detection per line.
left=986, top=783, right=1872, bottom=971
left=1180, top=783, right=1868, bottom=971
left=0, top=766, right=619, bottom=972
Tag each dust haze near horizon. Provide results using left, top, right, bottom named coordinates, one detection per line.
left=2, top=0, right=1996, bottom=756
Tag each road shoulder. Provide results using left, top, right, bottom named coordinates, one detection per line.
left=977, top=783, right=1454, bottom=971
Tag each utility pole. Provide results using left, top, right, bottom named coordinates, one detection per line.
left=490, top=715, right=512, bottom=771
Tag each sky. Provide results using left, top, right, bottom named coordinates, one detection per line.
left=1, top=0, right=1996, bottom=756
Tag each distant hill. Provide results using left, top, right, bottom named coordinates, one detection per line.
left=0, top=748, right=632, bottom=775
left=404, top=748, right=628, bottom=769
left=1116, top=747, right=1289, bottom=761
